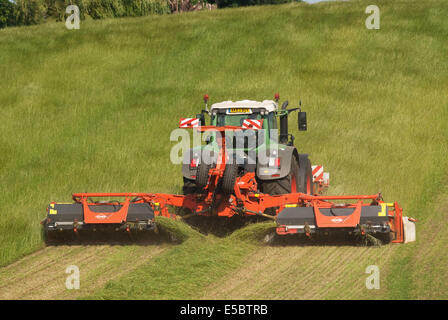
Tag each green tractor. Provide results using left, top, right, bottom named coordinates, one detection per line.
left=181, top=95, right=318, bottom=199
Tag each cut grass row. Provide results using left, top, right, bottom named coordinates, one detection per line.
left=86, top=218, right=275, bottom=299
left=0, top=243, right=169, bottom=299
left=201, top=244, right=397, bottom=300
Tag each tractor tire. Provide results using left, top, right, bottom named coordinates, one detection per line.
left=222, top=163, right=238, bottom=194
left=260, top=156, right=300, bottom=195
left=297, top=156, right=314, bottom=195
left=196, top=162, right=211, bottom=188
left=182, top=177, right=198, bottom=195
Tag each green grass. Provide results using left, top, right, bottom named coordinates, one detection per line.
left=1, top=0, right=447, bottom=299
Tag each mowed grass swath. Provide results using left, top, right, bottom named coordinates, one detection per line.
left=0, top=0, right=447, bottom=299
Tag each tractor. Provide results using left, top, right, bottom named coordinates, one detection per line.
left=182, top=96, right=318, bottom=198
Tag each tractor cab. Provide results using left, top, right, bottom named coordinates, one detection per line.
left=209, top=100, right=278, bottom=127
left=204, top=98, right=307, bottom=146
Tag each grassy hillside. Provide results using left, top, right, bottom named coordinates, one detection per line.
left=1, top=0, right=447, bottom=299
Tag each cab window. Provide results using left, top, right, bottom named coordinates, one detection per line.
left=216, top=113, right=263, bottom=127
left=268, top=112, right=277, bottom=130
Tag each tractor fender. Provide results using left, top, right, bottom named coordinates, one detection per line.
left=297, top=153, right=312, bottom=193
left=256, top=146, right=297, bottom=180
left=182, top=147, right=216, bottom=180
left=297, top=153, right=310, bottom=169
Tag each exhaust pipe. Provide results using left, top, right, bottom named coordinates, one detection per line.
left=279, top=101, right=289, bottom=144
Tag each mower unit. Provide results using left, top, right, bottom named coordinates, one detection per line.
left=43, top=194, right=156, bottom=234
left=42, top=95, right=416, bottom=244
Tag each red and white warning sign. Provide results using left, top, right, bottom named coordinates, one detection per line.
left=312, top=165, right=330, bottom=186
left=179, top=118, right=200, bottom=128
left=242, top=119, right=263, bottom=130
left=312, top=165, right=324, bottom=182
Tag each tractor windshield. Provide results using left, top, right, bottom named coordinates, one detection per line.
left=214, top=112, right=265, bottom=149
left=216, top=113, right=263, bottom=127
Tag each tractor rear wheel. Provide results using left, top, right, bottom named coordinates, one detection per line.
left=222, top=163, right=238, bottom=194
left=260, top=156, right=300, bottom=195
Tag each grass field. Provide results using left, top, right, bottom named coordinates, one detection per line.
left=0, top=0, right=447, bottom=299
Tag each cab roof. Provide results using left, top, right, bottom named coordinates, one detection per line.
left=210, top=100, right=278, bottom=113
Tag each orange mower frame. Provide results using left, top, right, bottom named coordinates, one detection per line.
left=60, top=126, right=411, bottom=243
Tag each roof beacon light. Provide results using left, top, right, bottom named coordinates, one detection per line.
left=203, top=94, right=209, bottom=112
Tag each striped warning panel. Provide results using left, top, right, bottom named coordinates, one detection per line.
left=179, top=118, right=200, bottom=128
left=312, top=165, right=324, bottom=182
left=242, top=119, right=263, bottom=130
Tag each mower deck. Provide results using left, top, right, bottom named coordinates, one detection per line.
left=43, top=200, right=156, bottom=234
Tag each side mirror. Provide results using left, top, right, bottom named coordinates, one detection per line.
left=298, top=111, right=307, bottom=131
left=196, top=113, right=206, bottom=126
